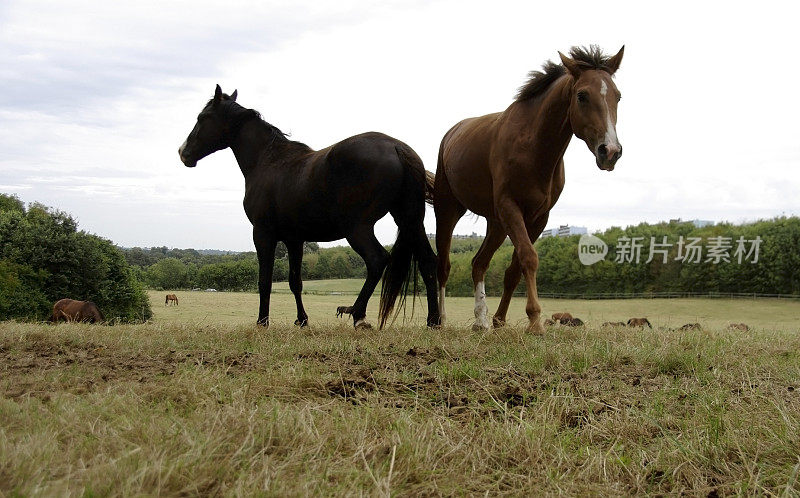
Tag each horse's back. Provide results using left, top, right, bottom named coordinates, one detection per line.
left=250, top=131, right=415, bottom=240
left=326, top=132, right=411, bottom=174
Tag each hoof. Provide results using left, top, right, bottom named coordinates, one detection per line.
left=294, top=318, right=308, bottom=327
left=471, top=321, right=490, bottom=332
left=492, top=316, right=506, bottom=328
left=256, top=318, right=269, bottom=328
left=354, top=319, right=372, bottom=330
left=526, top=320, right=545, bottom=336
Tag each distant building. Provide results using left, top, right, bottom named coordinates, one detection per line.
left=691, top=219, right=714, bottom=228
left=668, top=218, right=714, bottom=228
left=540, top=225, right=587, bottom=238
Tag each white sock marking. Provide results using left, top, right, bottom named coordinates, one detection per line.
left=473, top=281, right=490, bottom=329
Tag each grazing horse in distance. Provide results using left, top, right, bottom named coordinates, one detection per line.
left=179, top=85, right=440, bottom=329
left=678, top=322, right=701, bottom=331
left=336, top=306, right=353, bottom=318
left=552, top=312, right=573, bottom=322
left=627, top=318, right=652, bottom=328
left=561, top=317, right=584, bottom=327
left=727, top=323, right=750, bottom=332
left=165, top=294, right=179, bottom=306
left=50, top=299, right=105, bottom=323
left=433, top=45, right=625, bottom=334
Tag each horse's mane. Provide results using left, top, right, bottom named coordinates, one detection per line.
left=204, top=97, right=292, bottom=144
left=515, top=45, right=615, bottom=102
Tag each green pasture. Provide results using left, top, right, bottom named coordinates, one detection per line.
left=150, top=284, right=800, bottom=332
left=2, top=284, right=799, bottom=495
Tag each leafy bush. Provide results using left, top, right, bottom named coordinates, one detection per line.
left=0, top=194, right=152, bottom=322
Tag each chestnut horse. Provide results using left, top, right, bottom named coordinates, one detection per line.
left=434, top=45, right=624, bottom=333
left=179, top=86, right=439, bottom=329
left=50, top=298, right=105, bottom=323
left=165, top=294, right=178, bottom=306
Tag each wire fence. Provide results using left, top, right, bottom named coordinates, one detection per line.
left=271, top=288, right=800, bottom=300
left=532, top=291, right=800, bottom=300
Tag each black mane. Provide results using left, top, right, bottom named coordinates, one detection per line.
left=515, top=45, right=615, bottom=102
left=205, top=97, right=290, bottom=143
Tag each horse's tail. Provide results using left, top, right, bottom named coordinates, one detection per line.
left=424, top=170, right=435, bottom=205
left=378, top=144, right=430, bottom=329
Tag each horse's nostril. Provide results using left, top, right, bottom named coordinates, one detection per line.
left=598, top=144, right=608, bottom=158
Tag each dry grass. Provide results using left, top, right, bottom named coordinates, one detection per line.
left=2, top=294, right=800, bottom=495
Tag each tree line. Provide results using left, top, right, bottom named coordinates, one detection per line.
left=0, top=194, right=152, bottom=322
left=122, top=217, right=799, bottom=297
left=123, top=243, right=367, bottom=291
left=5, top=191, right=795, bottom=318
left=445, top=217, right=799, bottom=297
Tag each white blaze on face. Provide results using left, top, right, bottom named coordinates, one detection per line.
left=599, top=79, right=619, bottom=148
left=473, top=281, right=490, bottom=328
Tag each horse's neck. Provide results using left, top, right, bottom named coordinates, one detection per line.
left=230, top=120, right=303, bottom=178
left=507, top=76, right=574, bottom=176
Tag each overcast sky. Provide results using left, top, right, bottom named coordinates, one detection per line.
left=2, top=1, right=798, bottom=251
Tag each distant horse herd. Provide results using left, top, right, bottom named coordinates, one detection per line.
left=39, top=45, right=747, bottom=334
left=48, top=294, right=751, bottom=332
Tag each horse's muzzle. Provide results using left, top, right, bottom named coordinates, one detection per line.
left=595, top=143, right=622, bottom=171
left=178, top=140, right=197, bottom=168
left=178, top=144, right=197, bottom=168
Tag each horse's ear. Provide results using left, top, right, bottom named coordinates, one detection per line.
left=214, top=84, right=223, bottom=105
left=606, top=45, right=624, bottom=74
left=230, top=89, right=238, bottom=102
left=559, top=51, right=582, bottom=79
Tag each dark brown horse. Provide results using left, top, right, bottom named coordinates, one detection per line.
left=627, top=318, right=652, bottom=328
left=561, top=317, right=584, bottom=327
left=433, top=46, right=624, bottom=333
left=336, top=306, right=353, bottom=318
left=165, top=294, right=179, bottom=306
left=179, top=86, right=439, bottom=329
left=50, top=299, right=105, bottom=323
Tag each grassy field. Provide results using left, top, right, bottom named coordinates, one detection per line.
left=151, top=286, right=800, bottom=332
left=2, top=288, right=800, bottom=495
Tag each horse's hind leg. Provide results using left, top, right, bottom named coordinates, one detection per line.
left=470, top=220, right=506, bottom=331
left=433, top=171, right=466, bottom=325
left=414, top=228, right=440, bottom=327
left=391, top=206, right=441, bottom=328
left=347, top=226, right=389, bottom=329
left=286, top=240, right=308, bottom=327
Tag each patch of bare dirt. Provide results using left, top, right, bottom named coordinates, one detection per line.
left=294, top=343, right=664, bottom=422
left=0, top=334, right=260, bottom=401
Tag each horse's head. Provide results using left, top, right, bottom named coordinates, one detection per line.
left=560, top=46, right=624, bottom=171
left=178, top=84, right=240, bottom=167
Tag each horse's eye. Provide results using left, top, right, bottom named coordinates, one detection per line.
left=577, top=91, right=589, bottom=103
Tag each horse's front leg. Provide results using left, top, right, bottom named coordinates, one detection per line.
left=253, top=225, right=277, bottom=327
left=286, top=240, right=309, bottom=327
left=496, top=200, right=545, bottom=335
